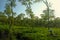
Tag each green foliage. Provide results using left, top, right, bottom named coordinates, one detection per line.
left=0, top=25, right=60, bottom=40
left=1, top=0, right=60, bottom=40
left=12, top=26, right=60, bottom=40
left=41, top=9, right=55, bottom=21
left=19, top=0, right=35, bottom=19
left=4, top=4, right=12, bottom=16
left=16, top=13, right=25, bottom=20
left=8, top=0, right=16, bottom=7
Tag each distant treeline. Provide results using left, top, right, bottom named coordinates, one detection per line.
left=0, top=12, right=60, bottom=27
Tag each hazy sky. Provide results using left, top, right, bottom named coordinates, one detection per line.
left=0, top=0, right=60, bottom=17
left=31, top=0, right=60, bottom=17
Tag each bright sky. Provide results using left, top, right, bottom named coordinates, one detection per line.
left=31, top=0, right=60, bottom=17
left=0, top=0, right=60, bottom=17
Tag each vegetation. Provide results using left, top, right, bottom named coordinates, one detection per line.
left=0, top=0, right=60, bottom=40
left=0, top=25, right=60, bottom=40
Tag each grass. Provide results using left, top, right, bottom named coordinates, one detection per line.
left=13, top=26, right=60, bottom=40
left=0, top=25, right=60, bottom=40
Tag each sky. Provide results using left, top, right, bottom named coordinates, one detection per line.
left=0, top=0, right=60, bottom=17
